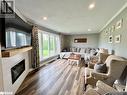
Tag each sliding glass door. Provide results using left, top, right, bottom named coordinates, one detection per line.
left=38, top=30, right=60, bottom=61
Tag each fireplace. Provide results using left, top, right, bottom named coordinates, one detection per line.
left=11, top=59, right=25, bottom=84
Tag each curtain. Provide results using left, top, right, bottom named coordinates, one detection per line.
left=31, top=26, right=40, bottom=68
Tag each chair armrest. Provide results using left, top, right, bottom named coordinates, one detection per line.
left=88, top=63, right=95, bottom=69
left=84, top=88, right=100, bottom=95
left=104, top=92, right=127, bottom=95
left=95, top=80, right=117, bottom=95
left=91, top=72, right=108, bottom=80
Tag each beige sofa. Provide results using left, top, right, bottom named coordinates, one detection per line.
left=60, top=47, right=98, bottom=59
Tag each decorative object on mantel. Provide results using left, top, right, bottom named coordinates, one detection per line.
left=74, top=38, right=87, bottom=43
left=2, top=46, right=32, bottom=57
left=108, top=35, right=113, bottom=43
left=111, top=25, right=115, bottom=32
left=115, top=35, right=121, bottom=43
left=116, top=19, right=123, bottom=30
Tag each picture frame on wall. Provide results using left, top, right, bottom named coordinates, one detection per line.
left=74, top=38, right=87, bottom=43
left=116, top=19, right=123, bottom=29
left=108, top=35, right=113, bottom=43
left=105, top=29, right=108, bottom=35
left=111, top=25, right=115, bottom=32
left=115, top=35, right=121, bottom=43
left=108, top=28, right=111, bottom=35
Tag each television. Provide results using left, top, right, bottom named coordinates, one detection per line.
left=5, top=28, right=31, bottom=49
left=1, top=11, right=32, bottom=50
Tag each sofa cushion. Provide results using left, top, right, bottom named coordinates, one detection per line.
left=70, top=47, right=77, bottom=52
left=80, top=48, right=85, bottom=53
left=94, top=63, right=107, bottom=73
left=77, top=48, right=81, bottom=52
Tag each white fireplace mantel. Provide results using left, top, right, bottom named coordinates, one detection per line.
left=1, top=50, right=31, bottom=94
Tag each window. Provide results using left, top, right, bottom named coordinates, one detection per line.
left=43, top=34, right=49, bottom=57
left=38, top=30, right=60, bottom=61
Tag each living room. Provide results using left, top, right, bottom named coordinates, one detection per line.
left=0, top=0, right=127, bottom=95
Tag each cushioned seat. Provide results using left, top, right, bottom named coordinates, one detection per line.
left=85, top=55, right=127, bottom=86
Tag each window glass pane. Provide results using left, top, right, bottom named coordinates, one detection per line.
left=38, top=30, right=60, bottom=61
left=43, top=34, right=49, bottom=57
left=56, top=36, right=60, bottom=53
left=50, top=36, right=55, bottom=55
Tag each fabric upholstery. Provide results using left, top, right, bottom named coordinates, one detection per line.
left=88, top=53, right=110, bottom=69
left=98, top=53, right=110, bottom=63
left=118, top=66, right=127, bottom=85
left=84, top=80, right=117, bottom=95
left=84, top=88, right=100, bottom=95
left=104, top=92, right=127, bottom=95
left=95, top=80, right=117, bottom=95
left=113, top=82, right=125, bottom=92
left=113, top=66, right=127, bottom=92
left=125, top=82, right=127, bottom=91
left=80, top=48, right=85, bottom=53
left=105, top=55, right=127, bottom=85
left=99, top=48, right=108, bottom=54
left=85, top=55, right=127, bottom=86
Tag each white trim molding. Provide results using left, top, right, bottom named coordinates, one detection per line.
left=99, top=2, right=127, bottom=32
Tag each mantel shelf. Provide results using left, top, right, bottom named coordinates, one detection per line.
left=2, top=46, right=32, bottom=57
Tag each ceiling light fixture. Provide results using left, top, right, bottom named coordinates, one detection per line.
left=89, top=3, right=95, bottom=10
left=88, top=29, right=91, bottom=31
left=43, top=17, right=47, bottom=20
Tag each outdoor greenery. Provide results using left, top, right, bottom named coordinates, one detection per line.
left=38, top=31, right=59, bottom=60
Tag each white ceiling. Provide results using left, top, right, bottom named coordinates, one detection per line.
left=15, top=0, right=127, bottom=34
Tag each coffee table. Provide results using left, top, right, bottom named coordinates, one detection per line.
left=68, top=54, right=81, bottom=66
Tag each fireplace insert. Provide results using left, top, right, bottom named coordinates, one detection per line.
left=11, top=59, right=25, bottom=84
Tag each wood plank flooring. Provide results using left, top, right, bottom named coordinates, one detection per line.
left=16, top=59, right=85, bottom=95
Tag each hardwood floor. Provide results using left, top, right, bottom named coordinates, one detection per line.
left=16, top=59, right=85, bottom=95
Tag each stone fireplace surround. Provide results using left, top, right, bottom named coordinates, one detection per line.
left=1, top=51, right=31, bottom=94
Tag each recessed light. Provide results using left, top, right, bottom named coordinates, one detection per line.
left=43, top=17, right=47, bottom=20
left=88, top=29, right=91, bottom=31
left=89, top=3, right=95, bottom=10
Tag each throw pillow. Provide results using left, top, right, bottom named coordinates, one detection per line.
left=94, top=63, right=107, bottom=73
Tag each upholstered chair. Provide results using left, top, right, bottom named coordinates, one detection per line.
left=84, top=79, right=127, bottom=95
left=85, top=55, right=127, bottom=86
left=88, top=53, right=110, bottom=69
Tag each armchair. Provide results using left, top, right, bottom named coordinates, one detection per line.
left=88, top=53, right=110, bottom=69
left=84, top=80, right=127, bottom=95
left=85, top=55, right=127, bottom=86
left=84, top=80, right=117, bottom=95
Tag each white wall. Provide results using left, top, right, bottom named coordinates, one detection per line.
left=64, top=34, right=99, bottom=48
left=99, top=7, right=127, bottom=58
